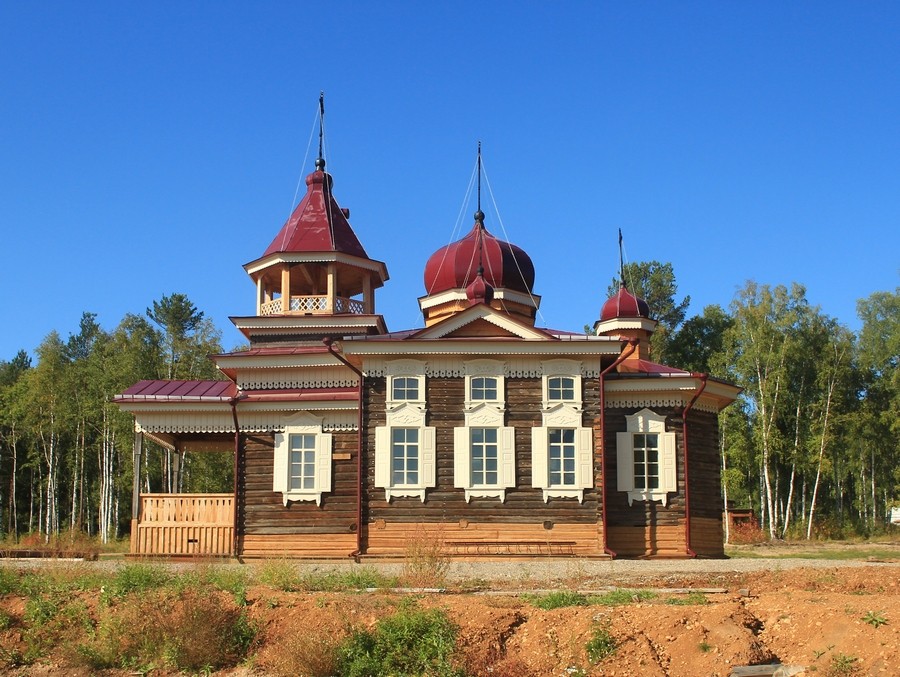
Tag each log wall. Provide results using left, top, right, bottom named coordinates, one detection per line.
left=238, top=431, right=358, bottom=536
left=361, top=376, right=602, bottom=554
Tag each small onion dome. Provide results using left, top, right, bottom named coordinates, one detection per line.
left=423, top=217, right=535, bottom=295
left=465, top=267, right=495, bottom=305
left=600, top=285, right=651, bottom=321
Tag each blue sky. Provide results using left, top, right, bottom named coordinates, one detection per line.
left=2, top=2, right=898, bottom=360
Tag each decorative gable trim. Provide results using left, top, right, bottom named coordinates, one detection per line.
left=411, top=305, right=551, bottom=340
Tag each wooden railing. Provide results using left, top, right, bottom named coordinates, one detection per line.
left=131, top=493, right=234, bottom=556
left=259, top=295, right=365, bottom=316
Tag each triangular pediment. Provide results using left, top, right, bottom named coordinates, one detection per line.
left=410, top=305, right=554, bottom=340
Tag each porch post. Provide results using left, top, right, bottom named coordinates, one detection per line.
left=256, top=276, right=264, bottom=315
left=132, top=432, right=143, bottom=519
left=362, top=274, right=373, bottom=313
left=327, top=263, right=336, bottom=312
left=172, top=443, right=182, bottom=493
left=281, top=264, right=291, bottom=313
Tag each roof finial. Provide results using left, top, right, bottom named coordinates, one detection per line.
left=316, top=91, right=326, bottom=171
left=474, top=141, right=484, bottom=225
left=618, top=228, right=626, bottom=290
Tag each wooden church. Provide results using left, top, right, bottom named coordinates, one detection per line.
left=115, top=117, right=739, bottom=559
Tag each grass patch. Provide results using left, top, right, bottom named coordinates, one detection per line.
left=337, top=602, right=463, bottom=677
left=585, top=622, right=616, bottom=663
left=588, top=588, right=657, bottom=605
left=101, top=562, right=171, bottom=601
left=524, top=590, right=589, bottom=610
left=726, top=546, right=899, bottom=561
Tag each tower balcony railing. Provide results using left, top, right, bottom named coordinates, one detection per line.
left=259, top=295, right=366, bottom=316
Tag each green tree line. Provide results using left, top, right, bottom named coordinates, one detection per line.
left=0, top=275, right=897, bottom=544
left=615, top=262, right=899, bottom=539
left=0, top=294, right=228, bottom=544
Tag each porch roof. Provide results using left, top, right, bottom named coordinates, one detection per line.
left=115, top=379, right=237, bottom=402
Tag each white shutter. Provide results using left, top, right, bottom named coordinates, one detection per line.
left=531, top=426, right=548, bottom=489
left=500, top=426, right=516, bottom=488
left=422, top=427, right=436, bottom=488
left=374, top=427, right=389, bottom=489
left=616, top=432, right=633, bottom=492
left=453, top=427, right=469, bottom=489
left=316, top=433, right=333, bottom=494
left=577, top=427, right=593, bottom=489
left=661, top=432, right=677, bottom=493
left=273, top=432, right=288, bottom=493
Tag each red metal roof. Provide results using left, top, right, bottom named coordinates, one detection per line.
left=262, top=169, right=368, bottom=259
left=600, top=286, right=651, bottom=321
left=423, top=220, right=535, bottom=296
left=115, top=380, right=236, bottom=402
left=617, top=360, right=691, bottom=376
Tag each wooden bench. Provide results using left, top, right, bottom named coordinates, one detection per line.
left=447, top=541, right=577, bottom=556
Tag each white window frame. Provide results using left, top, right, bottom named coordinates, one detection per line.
left=453, top=407, right=515, bottom=503
left=541, top=359, right=583, bottom=409
left=375, top=359, right=435, bottom=502
left=463, top=359, right=505, bottom=408
left=531, top=421, right=593, bottom=503
left=273, top=413, right=332, bottom=507
left=454, top=359, right=513, bottom=502
left=616, top=408, right=676, bottom=506
left=531, top=360, right=591, bottom=502
left=385, top=359, right=426, bottom=408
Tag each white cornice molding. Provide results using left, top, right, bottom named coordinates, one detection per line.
left=133, top=408, right=357, bottom=434
left=363, top=355, right=608, bottom=378
left=593, top=317, right=658, bottom=334
left=243, top=251, right=388, bottom=281
left=417, top=287, right=541, bottom=310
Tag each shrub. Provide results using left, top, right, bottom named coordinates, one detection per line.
left=728, top=520, right=767, bottom=545
left=401, top=526, right=450, bottom=589
left=78, top=588, right=256, bottom=672
left=337, top=604, right=463, bottom=677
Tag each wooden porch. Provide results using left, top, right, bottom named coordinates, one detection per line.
left=130, top=493, right=234, bottom=556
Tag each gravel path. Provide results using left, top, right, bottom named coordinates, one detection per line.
left=6, top=555, right=898, bottom=588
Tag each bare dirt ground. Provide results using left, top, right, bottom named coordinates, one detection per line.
left=1, top=542, right=898, bottom=676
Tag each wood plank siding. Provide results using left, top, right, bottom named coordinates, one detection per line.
left=602, top=406, right=723, bottom=558
left=131, top=494, right=234, bottom=556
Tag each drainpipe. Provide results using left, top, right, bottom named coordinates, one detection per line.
left=323, top=337, right=364, bottom=562
left=682, top=373, right=708, bottom=559
left=599, top=338, right=639, bottom=558
left=230, top=397, right=242, bottom=559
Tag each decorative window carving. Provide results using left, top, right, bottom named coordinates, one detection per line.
left=453, top=360, right=513, bottom=502
left=531, top=359, right=592, bottom=502
left=273, top=413, right=332, bottom=506
left=375, top=360, right=435, bottom=502
left=531, top=423, right=593, bottom=503
left=616, top=408, right=676, bottom=506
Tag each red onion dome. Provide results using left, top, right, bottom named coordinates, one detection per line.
left=423, top=212, right=535, bottom=296
left=600, top=285, right=651, bottom=321
left=465, top=267, right=495, bottom=305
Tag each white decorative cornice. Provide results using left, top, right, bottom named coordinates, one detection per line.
left=363, top=355, right=606, bottom=378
